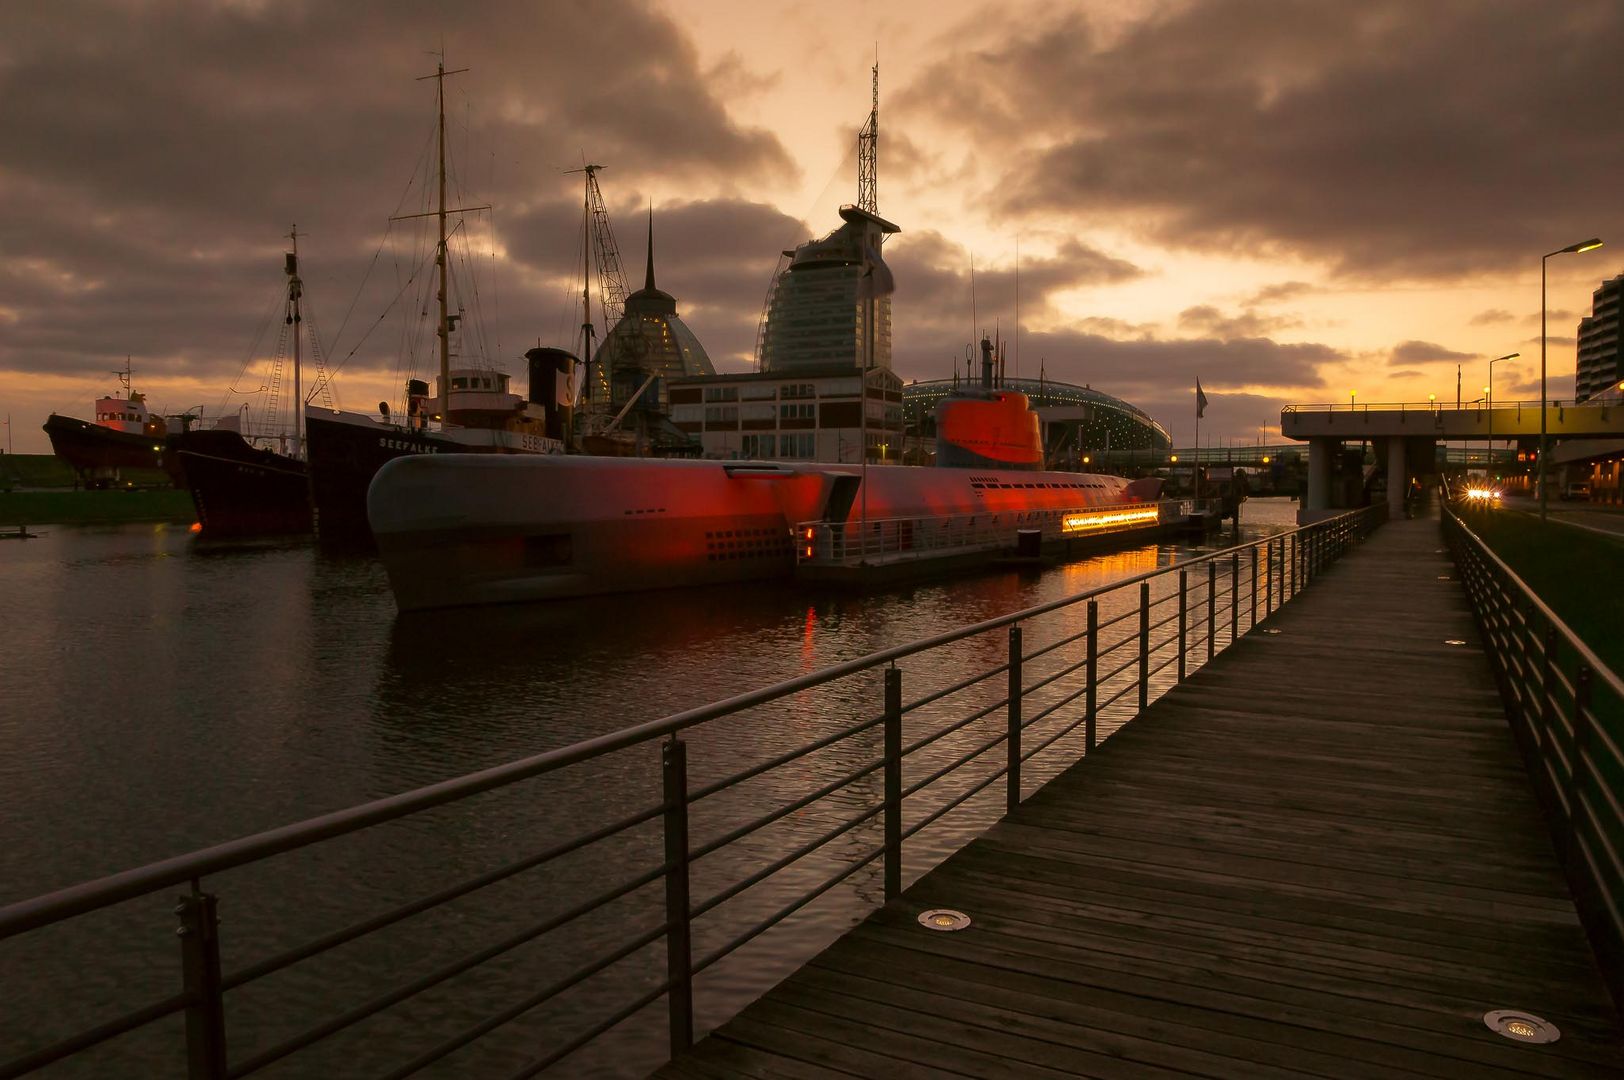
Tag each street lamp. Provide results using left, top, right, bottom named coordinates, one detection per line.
left=1541, top=238, right=1603, bottom=520
left=1486, top=352, right=1517, bottom=484
left=1349, top=390, right=1357, bottom=409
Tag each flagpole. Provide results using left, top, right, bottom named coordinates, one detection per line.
left=1193, top=399, right=1201, bottom=501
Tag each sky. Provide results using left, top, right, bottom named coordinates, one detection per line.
left=4, top=0, right=1624, bottom=455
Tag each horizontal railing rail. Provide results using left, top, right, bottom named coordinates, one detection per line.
left=1284, top=398, right=1603, bottom=413
left=795, top=497, right=1215, bottom=566
left=0, top=504, right=1386, bottom=1080
left=1442, top=502, right=1624, bottom=1014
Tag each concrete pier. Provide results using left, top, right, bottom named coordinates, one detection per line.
left=657, top=513, right=1624, bottom=1078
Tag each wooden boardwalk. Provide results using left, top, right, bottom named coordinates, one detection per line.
left=655, top=513, right=1624, bottom=1079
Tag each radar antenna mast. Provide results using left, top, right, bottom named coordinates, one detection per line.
left=858, top=56, right=878, bottom=214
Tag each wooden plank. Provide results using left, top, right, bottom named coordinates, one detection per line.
left=656, top=515, right=1624, bottom=1078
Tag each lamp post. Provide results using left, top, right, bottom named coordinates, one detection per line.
left=1541, top=238, right=1603, bottom=520
left=1486, top=352, right=1517, bottom=485
left=1349, top=390, right=1356, bottom=410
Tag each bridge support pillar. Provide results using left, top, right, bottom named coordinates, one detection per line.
left=1387, top=436, right=1408, bottom=519
left=1299, top=438, right=1336, bottom=523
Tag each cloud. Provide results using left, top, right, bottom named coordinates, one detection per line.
left=1178, top=304, right=1302, bottom=339
left=0, top=0, right=799, bottom=420
left=1243, top=281, right=1316, bottom=306
left=1389, top=340, right=1471, bottom=365
left=901, top=0, right=1624, bottom=280
left=1469, top=308, right=1515, bottom=325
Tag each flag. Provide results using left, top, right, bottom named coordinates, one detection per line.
left=1196, top=379, right=1209, bottom=419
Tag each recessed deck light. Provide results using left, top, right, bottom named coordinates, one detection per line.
left=1445, top=639, right=1467, bottom=646
left=1262, top=628, right=1282, bottom=635
left=1438, top=575, right=1453, bottom=581
left=1483, top=1010, right=1559, bottom=1044
left=918, top=908, right=972, bottom=932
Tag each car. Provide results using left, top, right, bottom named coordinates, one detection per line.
left=1561, top=481, right=1592, bottom=501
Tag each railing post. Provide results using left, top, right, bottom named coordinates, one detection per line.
left=1537, top=624, right=1558, bottom=764
left=884, top=665, right=902, bottom=901
left=1249, top=546, right=1258, bottom=629
left=661, top=738, right=693, bottom=1055
left=1085, top=600, right=1098, bottom=752
left=1007, top=624, right=1022, bottom=813
left=1138, top=582, right=1150, bottom=711
left=1206, top=560, right=1216, bottom=661
left=1564, top=663, right=1593, bottom=870
left=1177, top=570, right=1188, bottom=682
left=176, top=888, right=228, bottom=1080
left=1230, top=550, right=1240, bottom=646
left=1264, top=539, right=1274, bottom=617
left=1291, top=534, right=1299, bottom=597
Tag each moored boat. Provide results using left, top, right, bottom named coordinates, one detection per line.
left=43, top=361, right=171, bottom=486
left=367, top=454, right=1160, bottom=610
left=171, top=235, right=314, bottom=539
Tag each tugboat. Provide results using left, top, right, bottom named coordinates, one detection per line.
left=169, top=234, right=314, bottom=539
left=43, top=360, right=171, bottom=487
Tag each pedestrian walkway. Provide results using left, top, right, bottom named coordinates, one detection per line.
left=655, top=513, right=1624, bottom=1078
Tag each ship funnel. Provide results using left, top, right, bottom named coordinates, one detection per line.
left=526, top=347, right=577, bottom=441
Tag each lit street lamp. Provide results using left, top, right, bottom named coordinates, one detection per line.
left=1541, top=238, right=1603, bottom=520
left=1349, top=390, right=1357, bottom=409
left=1486, top=352, right=1517, bottom=483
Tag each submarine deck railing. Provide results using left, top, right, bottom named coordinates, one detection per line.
left=795, top=497, right=1211, bottom=566
left=0, top=504, right=1383, bottom=1080
left=1442, top=500, right=1624, bottom=1010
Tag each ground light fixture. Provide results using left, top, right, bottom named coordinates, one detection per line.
left=918, top=909, right=972, bottom=931
left=1541, top=237, right=1603, bottom=522
left=1483, top=1010, right=1560, bottom=1044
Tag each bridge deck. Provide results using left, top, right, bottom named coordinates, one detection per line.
left=655, top=513, right=1624, bottom=1078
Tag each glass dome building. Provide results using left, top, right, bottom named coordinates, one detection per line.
left=904, top=377, right=1171, bottom=453
left=589, top=216, right=716, bottom=412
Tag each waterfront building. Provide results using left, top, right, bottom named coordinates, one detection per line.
left=1575, top=274, right=1622, bottom=403
left=759, top=205, right=901, bottom=374
left=904, top=376, right=1171, bottom=466
left=669, top=366, right=905, bottom=463
left=591, top=217, right=716, bottom=416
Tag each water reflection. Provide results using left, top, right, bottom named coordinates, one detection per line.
left=0, top=499, right=1302, bottom=1077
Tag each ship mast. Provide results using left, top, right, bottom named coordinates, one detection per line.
left=393, top=58, right=487, bottom=426
left=287, top=226, right=303, bottom=456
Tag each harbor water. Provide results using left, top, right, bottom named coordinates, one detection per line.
left=0, top=499, right=1299, bottom=1078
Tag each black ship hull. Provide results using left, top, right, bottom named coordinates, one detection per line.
left=43, top=413, right=167, bottom=478
left=305, top=411, right=457, bottom=545
left=173, top=430, right=312, bottom=539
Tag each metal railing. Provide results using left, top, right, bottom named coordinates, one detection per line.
left=1442, top=503, right=1624, bottom=1011
left=796, top=498, right=1212, bottom=566
left=0, top=505, right=1385, bottom=1079
left=1283, top=398, right=1599, bottom=413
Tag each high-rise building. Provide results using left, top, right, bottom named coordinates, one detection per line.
left=759, top=205, right=900, bottom=374
left=1575, top=274, right=1622, bottom=403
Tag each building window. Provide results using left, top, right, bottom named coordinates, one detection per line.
left=740, top=383, right=778, bottom=401
left=779, top=433, right=815, bottom=458
left=740, top=402, right=776, bottom=422
left=742, top=434, right=776, bottom=458
left=671, top=404, right=703, bottom=423
left=704, top=386, right=739, bottom=402
left=705, top=406, right=738, bottom=424
left=780, top=383, right=816, bottom=400
left=778, top=403, right=815, bottom=422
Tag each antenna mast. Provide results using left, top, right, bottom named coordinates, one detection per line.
left=858, top=57, right=878, bottom=213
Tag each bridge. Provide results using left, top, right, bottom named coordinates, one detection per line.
left=1282, top=399, right=1624, bottom=521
